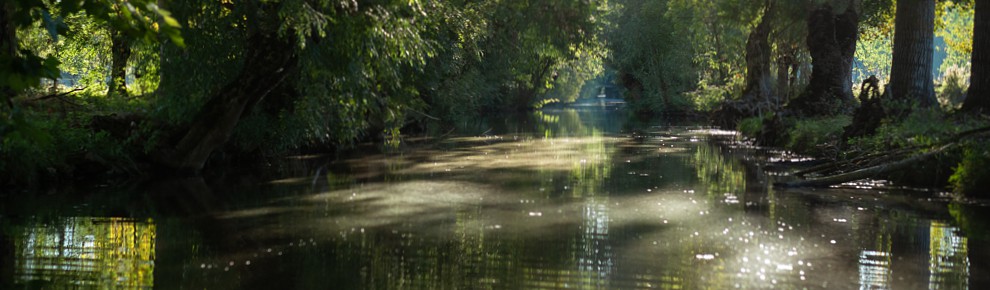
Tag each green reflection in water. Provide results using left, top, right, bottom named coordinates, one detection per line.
left=692, top=142, right=746, bottom=204
left=12, top=217, right=155, bottom=288
left=5, top=108, right=980, bottom=289
left=929, top=221, right=968, bottom=288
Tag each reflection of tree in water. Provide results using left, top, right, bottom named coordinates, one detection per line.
left=277, top=109, right=623, bottom=288
left=692, top=142, right=746, bottom=203
left=928, top=221, right=968, bottom=289
left=10, top=217, right=155, bottom=288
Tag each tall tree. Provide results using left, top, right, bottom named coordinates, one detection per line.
left=886, top=0, right=937, bottom=107
left=963, top=0, right=989, bottom=113
left=787, top=3, right=859, bottom=116
left=741, top=1, right=773, bottom=104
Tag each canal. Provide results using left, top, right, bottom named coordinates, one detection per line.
left=1, top=108, right=987, bottom=289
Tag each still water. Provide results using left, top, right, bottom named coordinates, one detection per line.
left=2, top=108, right=988, bottom=289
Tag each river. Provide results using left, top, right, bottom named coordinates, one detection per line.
left=1, top=108, right=987, bottom=289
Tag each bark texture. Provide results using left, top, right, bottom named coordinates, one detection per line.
left=157, top=32, right=296, bottom=172
left=963, top=0, right=990, bottom=113
left=887, top=0, right=937, bottom=107
left=787, top=4, right=858, bottom=117
left=742, top=4, right=774, bottom=104
left=108, top=28, right=131, bottom=98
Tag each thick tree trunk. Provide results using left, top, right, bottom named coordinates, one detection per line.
left=108, top=28, right=131, bottom=98
left=157, top=33, right=296, bottom=172
left=887, top=0, right=937, bottom=107
left=742, top=4, right=774, bottom=105
left=787, top=4, right=858, bottom=117
left=963, top=0, right=990, bottom=113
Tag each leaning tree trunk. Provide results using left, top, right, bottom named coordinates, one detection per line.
left=157, top=33, right=296, bottom=172
left=741, top=3, right=774, bottom=106
left=787, top=4, right=858, bottom=117
left=108, top=27, right=131, bottom=98
left=887, top=0, right=937, bottom=108
left=963, top=0, right=990, bottom=113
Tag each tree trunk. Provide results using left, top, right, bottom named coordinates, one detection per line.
left=1, top=2, right=18, bottom=107
left=963, top=0, right=989, bottom=113
left=787, top=4, right=858, bottom=116
left=742, top=3, right=774, bottom=105
left=156, top=33, right=296, bottom=172
left=776, top=50, right=792, bottom=105
left=108, top=27, right=131, bottom=98
left=887, top=0, right=937, bottom=107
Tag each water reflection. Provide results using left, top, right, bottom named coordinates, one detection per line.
left=9, top=217, right=155, bottom=288
left=2, top=108, right=986, bottom=289
left=929, top=221, right=969, bottom=289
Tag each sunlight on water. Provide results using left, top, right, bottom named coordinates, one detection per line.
left=2, top=108, right=982, bottom=289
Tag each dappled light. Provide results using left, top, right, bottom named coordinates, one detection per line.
left=2, top=0, right=989, bottom=288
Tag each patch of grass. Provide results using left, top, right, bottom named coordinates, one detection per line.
left=848, top=108, right=981, bottom=151
left=785, top=116, right=851, bottom=156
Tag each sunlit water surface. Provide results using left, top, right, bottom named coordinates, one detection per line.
left=2, top=108, right=989, bottom=289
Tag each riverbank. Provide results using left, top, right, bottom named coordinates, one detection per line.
left=733, top=107, right=990, bottom=197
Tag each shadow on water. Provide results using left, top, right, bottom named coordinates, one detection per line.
left=1, top=108, right=988, bottom=289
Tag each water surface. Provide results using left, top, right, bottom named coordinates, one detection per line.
left=2, top=108, right=988, bottom=289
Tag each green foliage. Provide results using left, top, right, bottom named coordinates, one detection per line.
left=854, top=25, right=893, bottom=84
left=936, top=3, right=974, bottom=75
left=688, top=76, right=743, bottom=112
left=786, top=116, right=851, bottom=155
left=148, top=0, right=604, bottom=157
left=949, top=142, right=990, bottom=196
left=606, top=0, right=697, bottom=113
left=1, top=0, right=182, bottom=97
left=736, top=116, right=766, bottom=139
left=937, top=65, right=970, bottom=110
left=0, top=111, right=131, bottom=185
left=848, top=107, right=982, bottom=151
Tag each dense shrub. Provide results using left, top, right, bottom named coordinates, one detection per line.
left=950, top=143, right=990, bottom=197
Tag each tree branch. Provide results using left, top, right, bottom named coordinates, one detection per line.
left=29, top=87, right=86, bottom=102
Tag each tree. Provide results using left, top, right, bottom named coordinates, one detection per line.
left=741, top=1, right=773, bottom=104
left=887, top=0, right=937, bottom=107
left=787, top=3, right=859, bottom=116
left=0, top=0, right=180, bottom=141
left=963, top=0, right=989, bottom=112
left=108, top=26, right=130, bottom=98
left=149, top=0, right=604, bottom=172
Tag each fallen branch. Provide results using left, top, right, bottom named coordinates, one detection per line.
left=30, top=87, right=86, bottom=102
left=791, top=147, right=915, bottom=177
left=787, top=126, right=990, bottom=182
left=775, top=143, right=958, bottom=188
left=406, top=107, right=441, bottom=121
